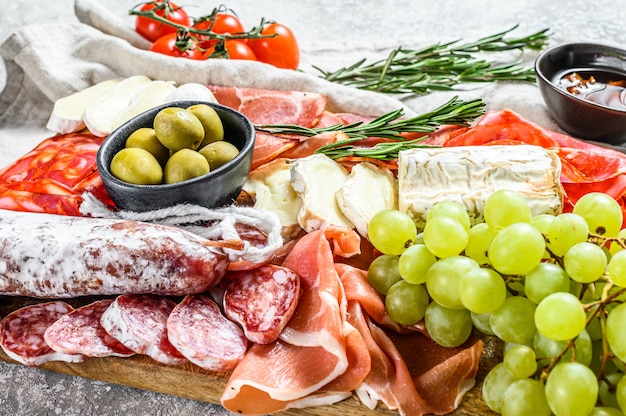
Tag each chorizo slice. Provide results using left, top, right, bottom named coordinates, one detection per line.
left=223, top=265, right=300, bottom=344
left=0, top=301, right=87, bottom=366
left=44, top=299, right=135, bottom=358
left=100, top=294, right=187, bottom=366
left=167, top=294, right=247, bottom=372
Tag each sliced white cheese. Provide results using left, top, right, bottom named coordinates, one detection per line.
left=164, top=83, right=218, bottom=104
left=398, top=144, right=564, bottom=229
left=243, top=158, right=302, bottom=228
left=336, top=162, right=398, bottom=238
left=46, top=78, right=122, bottom=134
left=290, top=154, right=354, bottom=232
left=83, top=75, right=152, bottom=137
left=112, top=80, right=177, bottom=129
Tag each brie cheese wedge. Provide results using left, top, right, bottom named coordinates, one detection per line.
left=398, top=144, right=564, bottom=228
left=336, top=162, right=397, bottom=238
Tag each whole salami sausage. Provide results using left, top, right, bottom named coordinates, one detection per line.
left=0, top=210, right=229, bottom=298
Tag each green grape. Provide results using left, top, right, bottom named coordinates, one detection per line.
left=564, top=242, right=608, bottom=284
left=531, top=213, right=556, bottom=235
left=501, top=378, right=552, bottom=416
left=424, top=301, right=472, bottom=347
left=524, top=262, right=571, bottom=304
left=465, top=222, right=496, bottom=265
left=398, top=244, right=436, bottom=284
left=598, top=372, right=623, bottom=409
left=459, top=267, right=506, bottom=314
left=367, top=254, right=402, bottom=295
left=368, top=209, right=417, bottom=255
left=534, top=329, right=592, bottom=367
left=482, top=362, right=519, bottom=413
left=426, top=200, right=471, bottom=231
left=573, top=192, right=623, bottom=237
left=426, top=256, right=479, bottom=309
left=535, top=292, right=586, bottom=341
left=547, top=212, right=590, bottom=256
left=504, top=344, right=537, bottom=378
left=609, top=250, right=626, bottom=287
left=490, top=296, right=537, bottom=345
left=589, top=340, right=621, bottom=376
left=545, top=361, right=599, bottom=416
left=588, top=407, right=625, bottom=416
left=617, top=375, right=626, bottom=413
left=609, top=229, right=626, bottom=255
left=423, top=216, right=468, bottom=258
left=471, top=311, right=495, bottom=335
left=483, top=189, right=532, bottom=229
left=488, top=222, right=545, bottom=275
left=606, top=302, right=626, bottom=362
left=385, top=280, right=429, bottom=326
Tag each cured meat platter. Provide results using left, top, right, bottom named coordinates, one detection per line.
left=0, top=297, right=499, bottom=415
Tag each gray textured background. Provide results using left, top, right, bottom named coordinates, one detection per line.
left=0, top=0, right=625, bottom=415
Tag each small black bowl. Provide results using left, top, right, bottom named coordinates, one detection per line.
left=97, top=100, right=255, bottom=212
left=535, top=42, right=626, bottom=145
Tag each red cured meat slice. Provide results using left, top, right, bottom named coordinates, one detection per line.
left=0, top=301, right=87, bottom=366
left=100, top=294, right=187, bottom=366
left=223, top=265, right=300, bottom=344
left=208, top=85, right=326, bottom=126
left=43, top=299, right=135, bottom=358
left=167, top=294, right=247, bottom=372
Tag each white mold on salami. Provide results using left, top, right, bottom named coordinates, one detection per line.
left=0, top=301, right=88, bottom=366
left=0, top=210, right=229, bottom=298
left=223, top=265, right=301, bottom=344
left=100, top=294, right=187, bottom=366
left=44, top=299, right=135, bottom=358
left=167, top=294, right=247, bottom=372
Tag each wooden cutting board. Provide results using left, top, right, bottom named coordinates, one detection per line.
left=0, top=296, right=500, bottom=415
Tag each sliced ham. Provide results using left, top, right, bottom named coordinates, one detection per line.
left=0, top=301, right=87, bottom=366
left=100, top=294, right=187, bottom=366
left=167, top=294, right=247, bottom=372
left=44, top=299, right=135, bottom=358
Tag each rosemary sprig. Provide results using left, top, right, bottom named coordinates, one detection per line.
left=255, top=96, right=486, bottom=160
left=314, top=25, right=550, bottom=95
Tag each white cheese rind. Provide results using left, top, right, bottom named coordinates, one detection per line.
left=243, top=158, right=302, bottom=228
left=46, top=78, right=122, bottom=134
left=398, top=144, right=564, bottom=228
left=290, top=154, right=354, bottom=232
left=336, top=162, right=397, bottom=238
left=164, top=83, right=218, bottom=104
left=112, top=80, right=176, bottom=129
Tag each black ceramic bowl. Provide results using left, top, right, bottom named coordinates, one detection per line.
left=97, top=100, right=255, bottom=212
left=535, top=42, right=626, bottom=145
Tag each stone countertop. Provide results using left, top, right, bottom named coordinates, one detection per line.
left=0, top=0, right=625, bottom=415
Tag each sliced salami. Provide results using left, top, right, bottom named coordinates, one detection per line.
left=223, top=265, right=300, bottom=344
left=100, top=294, right=187, bottom=366
left=44, top=299, right=135, bottom=358
left=167, top=294, right=247, bottom=372
left=0, top=301, right=87, bottom=366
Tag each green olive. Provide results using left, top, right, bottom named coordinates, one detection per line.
left=164, top=148, right=211, bottom=184
left=110, top=148, right=163, bottom=185
left=153, top=107, right=205, bottom=151
left=198, top=141, right=240, bottom=170
left=125, top=127, right=169, bottom=166
left=187, top=104, right=225, bottom=148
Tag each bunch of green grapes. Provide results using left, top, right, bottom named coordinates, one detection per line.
left=367, top=190, right=626, bottom=416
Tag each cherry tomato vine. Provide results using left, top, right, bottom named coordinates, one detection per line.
left=130, top=1, right=300, bottom=69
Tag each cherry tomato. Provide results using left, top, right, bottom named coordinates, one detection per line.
left=205, top=40, right=257, bottom=61
left=246, top=23, right=300, bottom=70
left=135, top=1, right=190, bottom=43
left=150, top=33, right=205, bottom=60
left=192, top=13, right=246, bottom=48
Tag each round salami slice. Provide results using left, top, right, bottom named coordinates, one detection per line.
left=167, top=294, right=247, bottom=372
left=223, top=264, right=300, bottom=344
left=100, top=294, right=187, bottom=366
left=44, top=299, right=135, bottom=358
left=0, top=301, right=87, bottom=366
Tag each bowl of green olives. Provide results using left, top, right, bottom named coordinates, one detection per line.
left=96, top=100, right=255, bottom=212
